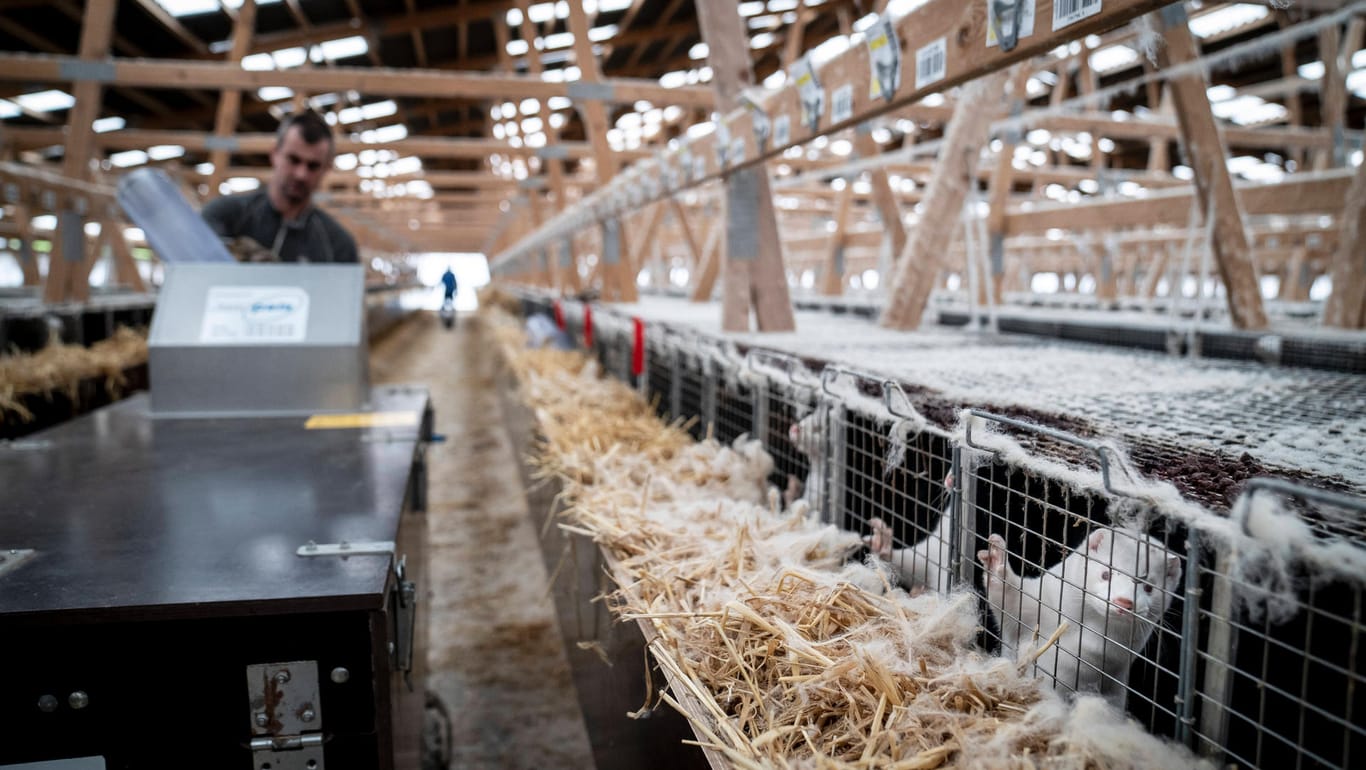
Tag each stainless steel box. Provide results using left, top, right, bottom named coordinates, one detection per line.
left=148, top=263, right=370, bottom=417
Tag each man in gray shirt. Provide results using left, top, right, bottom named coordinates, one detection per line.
left=201, top=111, right=358, bottom=263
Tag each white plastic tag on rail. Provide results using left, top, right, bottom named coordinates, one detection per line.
left=914, top=37, right=947, bottom=90
left=987, top=0, right=1036, bottom=47
left=714, top=120, right=732, bottom=169
left=742, top=95, right=771, bottom=153
left=791, top=54, right=824, bottom=132
left=1052, top=0, right=1101, bottom=31
left=831, top=83, right=854, bottom=124
left=866, top=16, right=902, bottom=101
left=773, top=113, right=791, bottom=148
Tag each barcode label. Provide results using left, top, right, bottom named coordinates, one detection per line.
left=915, top=37, right=947, bottom=90
left=245, top=323, right=298, bottom=338
left=1052, top=0, right=1101, bottom=31
left=831, top=83, right=854, bottom=123
left=773, top=114, right=791, bottom=147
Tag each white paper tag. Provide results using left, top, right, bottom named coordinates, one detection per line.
left=744, top=97, right=771, bottom=152
left=1052, top=0, right=1101, bottom=31
left=773, top=114, right=791, bottom=148
left=831, top=83, right=854, bottom=124
left=915, top=37, right=947, bottom=90
left=987, top=0, right=1036, bottom=47
left=693, top=154, right=707, bottom=181
left=866, top=16, right=901, bottom=101
left=730, top=137, right=746, bottom=165
left=715, top=120, right=732, bottom=168
left=200, top=286, right=310, bottom=344
left=790, top=54, right=824, bottom=131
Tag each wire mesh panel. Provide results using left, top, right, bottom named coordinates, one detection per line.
left=1192, top=480, right=1366, bottom=769
left=835, top=398, right=956, bottom=592
left=964, top=413, right=1187, bottom=737
left=713, top=369, right=755, bottom=449
left=645, top=340, right=674, bottom=424
left=675, top=348, right=707, bottom=442
left=754, top=367, right=825, bottom=514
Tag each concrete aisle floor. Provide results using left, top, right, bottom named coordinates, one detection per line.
left=371, top=312, right=595, bottom=770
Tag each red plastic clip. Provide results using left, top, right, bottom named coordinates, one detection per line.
left=631, top=317, right=645, bottom=376
left=552, top=299, right=566, bottom=330
left=583, top=304, right=594, bottom=348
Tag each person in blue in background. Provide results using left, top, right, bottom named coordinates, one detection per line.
left=439, top=266, right=458, bottom=329
left=440, top=267, right=457, bottom=304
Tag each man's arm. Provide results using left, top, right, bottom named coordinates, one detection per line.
left=199, top=194, right=241, bottom=238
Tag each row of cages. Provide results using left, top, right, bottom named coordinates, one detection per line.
left=519, top=295, right=1365, bottom=770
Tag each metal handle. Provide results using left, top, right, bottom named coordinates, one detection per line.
left=964, top=408, right=1134, bottom=498
left=1233, top=477, right=1366, bottom=534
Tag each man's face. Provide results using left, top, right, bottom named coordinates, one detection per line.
left=269, top=125, right=332, bottom=207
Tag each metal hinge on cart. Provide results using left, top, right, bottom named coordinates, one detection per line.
left=294, top=541, right=418, bottom=688
left=246, top=660, right=324, bottom=770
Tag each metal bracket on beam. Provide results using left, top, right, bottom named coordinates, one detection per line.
left=536, top=145, right=569, bottom=161
left=566, top=81, right=615, bottom=102
left=59, top=59, right=116, bottom=83
left=296, top=540, right=395, bottom=557
left=204, top=135, right=240, bottom=152
left=517, top=177, right=547, bottom=190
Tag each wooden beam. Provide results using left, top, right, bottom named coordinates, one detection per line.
left=1155, top=4, right=1265, bottom=329
left=209, top=0, right=258, bottom=197
left=567, top=0, right=635, bottom=302
left=984, top=66, right=1030, bottom=306
left=1034, top=112, right=1349, bottom=151
left=1004, top=169, right=1356, bottom=234
left=0, top=52, right=718, bottom=109
left=13, top=203, right=40, bottom=286
left=1322, top=155, right=1366, bottom=328
left=132, top=0, right=210, bottom=55
left=818, top=184, right=854, bottom=296
left=46, top=0, right=116, bottom=305
left=3, top=126, right=651, bottom=164
left=690, top=209, right=723, bottom=302
left=852, top=130, right=906, bottom=266
left=696, top=0, right=793, bottom=331
left=882, top=71, right=1009, bottom=330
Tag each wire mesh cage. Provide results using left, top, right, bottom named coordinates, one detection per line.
left=962, top=411, right=1189, bottom=739
left=1191, top=479, right=1366, bottom=769
left=526, top=302, right=1365, bottom=768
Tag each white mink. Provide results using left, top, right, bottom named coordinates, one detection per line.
left=978, top=527, right=1183, bottom=705
left=784, top=410, right=827, bottom=511
left=865, top=474, right=954, bottom=594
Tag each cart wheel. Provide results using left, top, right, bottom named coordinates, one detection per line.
left=422, top=689, right=453, bottom=769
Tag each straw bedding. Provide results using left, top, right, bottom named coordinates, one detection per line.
left=0, top=327, right=148, bottom=423
left=489, top=311, right=1204, bottom=769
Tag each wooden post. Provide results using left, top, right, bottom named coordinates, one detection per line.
left=984, top=66, right=1029, bottom=306
left=566, top=0, right=635, bottom=302
left=13, top=203, right=40, bottom=286
left=209, top=0, right=257, bottom=197
left=1322, top=156, right=1366, bottom=328
left=695, top=0, right=794, bottom=331
left=45, top=0, right=116, bottom=304
left=690, top=210, right=724, bottom=303
left=819, top=185, right=854, bottom=296
left=881, top=70, right=1008, bottom=330
left=1154, top=5, right=1267, bottom=330
left=1142, top=247, right=1169, bottom=300
left=107, top=220, right=147, bottom=292
left=852, top=130, right=906, bottom=264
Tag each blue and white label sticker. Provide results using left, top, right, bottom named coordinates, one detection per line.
left=915, top=37, right=947, bottom=90
left=987, top=0, right=1036, bottom=47
left=200, top=286, right=310, bottom=344
left=831, top=83, right=854, bottom=123
left=1052, top=0, right=1101, bottom=31
left=773, top=113, right=791, bottom=148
